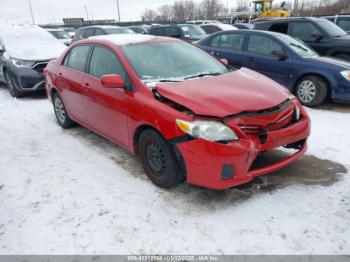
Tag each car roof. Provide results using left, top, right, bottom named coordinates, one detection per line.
left=86, top=34, right=177, bottom=46
left=254, top=17, right=326, bottom=24
left=46, top=28, right=65, bottom=31
left=211, top=29, right=287, bottom=37
left=322, top=15, right=350, bottom=18
left=80, top=25, right=122, bottom=29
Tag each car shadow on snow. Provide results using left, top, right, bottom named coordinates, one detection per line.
left=316, top=101, right=350, bottom=113
left=0, top=83, right=47, bottom=100
left=67, top=126, right=347, bottom=211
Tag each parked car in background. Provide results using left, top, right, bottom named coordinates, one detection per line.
left=323, top=15, right=350, bottom=33
left=196, top=29, right=350, bottom=106
left=200, top=24, right=237, bottom=34
left=186, top=20, right=222, bottom=25
left=47, top=28, right=71, bottom=46
left=254, top=17, right=350, bottom=60
left=62, top=27, right=76, bottom=38
left=128, top=25, right=149, bottom=34
left=233, top=23, right=254, bottom=30
left=150, top=24, right=206, bottom=42
left=72, top=26, right=135, bottom=43
left=0, top=25, right=66, bottom=97
left=45, top=34, right=310, bottom=190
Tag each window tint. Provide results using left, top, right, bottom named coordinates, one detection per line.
left=94, top=28, right=105, bottom=36
left=82, top=28, right=95, bottom=39
left=269, top=23, right=288, bottom=34
left=89, top=46, right=126, bottom=79
left=202, top=26, right=219, bottom=34
left=165, top=27, right=181, bottom=37
left=289, top=22, right=321, bottom=41
left=151, top=28, right=163, bottom=36
left=248, top=35, right=283, bottom=56
left=66, top=45, right=90, bottom=71
left=210, top=34, right=244, bottom=51
left=338, top=20, right=350, bottom=31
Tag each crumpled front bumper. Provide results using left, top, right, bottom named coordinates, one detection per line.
left=175, top=116, right=310, bottom=190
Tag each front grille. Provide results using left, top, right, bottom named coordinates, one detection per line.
left=238, top=106, right=296, bottom=136
left=20, top=77, right=43, bottom=89
left=33, top=62, right=48, bottom=74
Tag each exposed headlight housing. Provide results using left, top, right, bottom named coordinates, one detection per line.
left=340, top=70, right=350, bottom=81
left=11, top=58, right=35, bottom=68
left=295, top=104, right=301, bottom=121
left=176, top=119, right=238, bottom=142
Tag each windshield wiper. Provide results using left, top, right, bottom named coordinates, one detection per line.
left=144, top=79, right=183, bottom=84
left=184, top=72, right=222, bottom=80
left=290, top=43, right=308, bottom=52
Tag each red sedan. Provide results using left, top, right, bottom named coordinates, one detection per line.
left=44, top=34, right=310, bottom=190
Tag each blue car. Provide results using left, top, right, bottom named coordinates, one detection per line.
left=195, top=30, right=350, bottom=106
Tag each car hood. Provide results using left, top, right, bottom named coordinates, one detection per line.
left=305, top=56, right=350, bottom=69
left=156, top=68, right=291, bottom=117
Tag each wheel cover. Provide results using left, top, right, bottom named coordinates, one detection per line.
left=6, top=73, right=15, bottom=93
left=145, top=141, right=166, bottom=175
left=298, top=80, right=316, bottom=103
left=54, top=97, right=66, bottom=124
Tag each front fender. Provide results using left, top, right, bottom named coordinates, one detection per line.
left=325, top=47, right=350, bottom=57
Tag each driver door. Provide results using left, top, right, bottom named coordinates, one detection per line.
left=82, top=45, right=130, bottom=147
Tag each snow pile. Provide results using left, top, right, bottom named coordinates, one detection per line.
left=0, top=25, right=67, bottom=61
left=90, top=34, right=156, bottom=46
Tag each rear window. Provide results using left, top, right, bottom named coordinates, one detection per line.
left=269, top=23, right=288, bottom=34
left=338, top=20, right=350, bottom=32
left=211, top=34, right=244, bottom=51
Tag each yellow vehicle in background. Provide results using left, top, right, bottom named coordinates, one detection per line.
left=252, top=0, right=291, bottom=18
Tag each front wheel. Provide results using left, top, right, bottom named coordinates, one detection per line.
left=5, top=71, right=23, bottom=98
left=52, top=92, right=75, bottom=128
left=295, top=75, right=328, bottom=107
left=138, top=129, right=184, bottom=188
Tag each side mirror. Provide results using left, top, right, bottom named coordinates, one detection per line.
left=100, top=74, right=124, bottom=89
left=219, top=58, right=229, bottom=66
left=311, top=33, right=324, bottom=41
left=271, top=49, right=288, bottom=60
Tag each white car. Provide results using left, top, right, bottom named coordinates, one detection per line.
left=47, top=28, right=71, bottom=46
left=200, top=23, right=238, bottom=34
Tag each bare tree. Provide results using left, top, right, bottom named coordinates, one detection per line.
left=141, top=9, right=158, bottom=21
left=235, top=0, right=249, bottom=12
left=158, top=5, right=173, bottom=21
left=199, top=0, right=225, bottom=19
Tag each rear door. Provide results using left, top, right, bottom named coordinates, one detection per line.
left=55, top=45, right=92, bottom=122
left=82, top=45, right=130, bottom=147
left=203, top=33, right=246, bottom=68
left=244, top=34, right=292, bottom=86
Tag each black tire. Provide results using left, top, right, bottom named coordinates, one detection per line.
left=52, top=92, right=75, bottom=129
left=138, top=129, right=184, bottom=188
left=4, top=71, right=23, bottom=98
left=334, top=53, right=350, bottom=61
left=295, top=75, right=328, bottom=107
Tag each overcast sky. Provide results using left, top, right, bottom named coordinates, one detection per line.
left=0, top=0, right=241, bottom=26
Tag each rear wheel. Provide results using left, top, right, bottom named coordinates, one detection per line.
left=138, top=129, right=184, bottom=188
left=5, top=71, right=23, bottom=98
left=295, top=75, right=328, bottom=107
left=52, top=92, right=75, bottom=128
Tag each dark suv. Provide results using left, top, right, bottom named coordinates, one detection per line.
left=72, top=26, right=135, bottom=43
left=149, top=24, right=206, bottom=42
left=254, top=17, right=350, bottom=60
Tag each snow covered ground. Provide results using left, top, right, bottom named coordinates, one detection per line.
left=0, top=85, right=349, bottom=255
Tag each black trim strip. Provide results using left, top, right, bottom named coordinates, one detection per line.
left=224, top=97, right=294, bottom=122
left=168, top=134, right=194, bottom=145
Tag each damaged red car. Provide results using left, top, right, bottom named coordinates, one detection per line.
left=45, top=34, right=311, bottom=190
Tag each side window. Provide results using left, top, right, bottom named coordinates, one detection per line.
left=66, top=45, right=91, bottom=71
left=210, top=34, right=244, bottom=51
left=152, top=28, right=162, bottom=36
left=94, top=28, right=105, bottom=36
left=203, top=26, right=219, bottom=34
left=166, top=27, right=181, bottom=37
left=338, top=20, right=350, bottom=32
left=248, top=35, right=283, bottom=56
left=289, top=22, right=321, bottom=41
left=89, top=46, right=127, bottom=80
left=269, top=23, right=288, bottom=34
left=82, top=28, right=95, bottom=39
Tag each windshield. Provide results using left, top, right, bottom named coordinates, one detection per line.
left=278, top=34, right=318, bottom=57
left=49, top=30, right=70, bottom=39
left=105, top=28, right=135, bottom=35
left=277, top=34, right=318, bottom=57
left=180, top=25, right=206, bottom=36
left=122, top=41, right=229, bottom=82
left=318, top=20, right=347, bottom=37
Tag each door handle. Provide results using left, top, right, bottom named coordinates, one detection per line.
left=83, top=82, right=90, bottom=87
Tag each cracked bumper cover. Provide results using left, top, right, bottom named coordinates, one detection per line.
left=175, top=117, right=311, bottom=190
